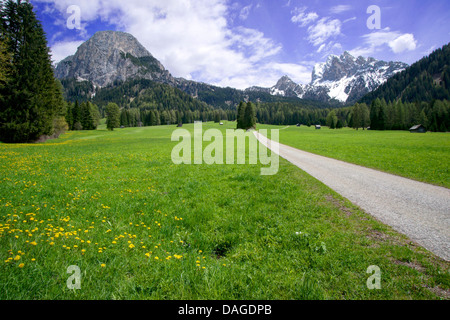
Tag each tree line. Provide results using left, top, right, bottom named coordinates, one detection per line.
left=66, top=101, right=101, bottom=131
left=324, top=99, right=450, bottom=132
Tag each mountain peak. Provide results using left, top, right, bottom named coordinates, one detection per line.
left=55, top=31, right=172, bottom=87
left=271, top=51, right=408, bottom=104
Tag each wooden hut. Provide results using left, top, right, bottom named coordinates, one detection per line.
left=409, top=125, right=427, bottom=133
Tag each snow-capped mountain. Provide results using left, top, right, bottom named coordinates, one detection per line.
left=263, top=52, right=408, bottom=104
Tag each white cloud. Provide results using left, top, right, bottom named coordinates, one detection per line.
left=343, top=17, right=357, bottom=23
left=307, top=18, right=342, bottom=47
left=350, top=28, right=417, bottom=56
left=388, top=33, right=417, bottom=53
left=329, top=5, right=352, bottom=14
left=239, top=4, right=252, bottom=20
left=291, top=7, right=318, bottom=27
left=50, top=40, right=84, bottom=64
left=33, top=0, right=291, bottom=89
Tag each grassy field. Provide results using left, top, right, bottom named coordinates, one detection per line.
left=268, top=125, right=450, bottom=188
left=0, top=122, right=449, bottom=300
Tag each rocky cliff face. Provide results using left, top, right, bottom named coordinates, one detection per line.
left=265, top=52, right=408, bottom=104
left=55, top=31, right=174, bottom=87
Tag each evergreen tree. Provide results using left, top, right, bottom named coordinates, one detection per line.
left=326, top=110, right=338, bottom=129
left=0, top=0, right=65, bottom=142
left=243, top=102, right=256, bottom=130
left=65, top=102, right=74, bottom=130
left=106, top=103, right=120, bottom=131
left=236, top=101, right=246, bottom=129
left=120, top=109, right=129, bottom=127
left=352, top=103, right=362, bottom=130
left=0, top=37, right=11, bottom=86
left=72, top=100, right=82, bottom=130
left=90, top=103, right=100, bottom=129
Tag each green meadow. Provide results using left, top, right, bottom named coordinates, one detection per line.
left=270, top=125, right=450, bottom=188
left=0, top=122, right=448, bottom=300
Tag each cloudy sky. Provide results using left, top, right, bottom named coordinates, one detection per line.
left=31, top=0, right=450, bottom=89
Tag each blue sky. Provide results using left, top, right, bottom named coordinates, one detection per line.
left=30, top=0, right=450, bottom=89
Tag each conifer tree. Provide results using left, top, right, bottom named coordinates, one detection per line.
left=106, top=103, right=120, bottom=131
left=0, top=0, right=65, bottom=142
left=243, top=102, right=256, bottom=130
left=0, top=38, right=10, bottom=86
left=236, top=101, right=246, bottom=129
left=72, top=100, right=82, bottom=130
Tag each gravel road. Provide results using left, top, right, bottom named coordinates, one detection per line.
left=254, top=131, right=450, bottom=261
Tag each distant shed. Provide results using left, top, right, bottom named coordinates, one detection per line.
left=409, top=124, right=427, bottom=133
left=315, top=125, right=321, bottom=130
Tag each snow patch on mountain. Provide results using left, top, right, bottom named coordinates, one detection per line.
left=264, top=51, right=408, bottom=104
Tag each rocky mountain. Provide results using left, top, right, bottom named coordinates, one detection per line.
left=255, top=52, right=408, bottom=104
left=55, top=31, right=407, bottom=108
left=55, top=31, right=175, bottom=87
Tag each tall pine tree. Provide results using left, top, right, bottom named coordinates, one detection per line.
left=243, top=101, right=256, bottom=130
left=0, top=0, right=65, bottom=142
left=106, top=103, right=120, bottom=131
left=236, top=101, right=246, bottom=130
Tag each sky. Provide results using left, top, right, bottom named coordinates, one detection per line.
left=30, top=0, right=450, bottom=89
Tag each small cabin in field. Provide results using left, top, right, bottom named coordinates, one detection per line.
left=315, top=125, right=321, bottom=130
left=409, top=124, right=427, bottom=133
left=296, top=123, right=301, bottom=127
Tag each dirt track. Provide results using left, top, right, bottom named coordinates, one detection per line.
left=254, top=131, right=450, bottom=261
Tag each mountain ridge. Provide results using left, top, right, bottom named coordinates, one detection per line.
left=251, top=51, right=408, bottom=104
left=55, top=30, right=408, bottom=107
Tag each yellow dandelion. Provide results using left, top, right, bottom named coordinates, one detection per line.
left=18, top=263, right=25, bottom=268
left=101, top=264, right=106, bottom=268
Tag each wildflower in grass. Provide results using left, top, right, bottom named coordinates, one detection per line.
left=101, top=264, right=106, bottom=268
left=18, top=263, right=25, bottom=268
left=14, top=255, right=21, bottom=261
left=128, top=244, right=135, bottom=249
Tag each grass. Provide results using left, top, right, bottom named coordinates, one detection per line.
left=0, top=122, right=448, bottom=300
left=267, top=125, right=450, bottom=188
